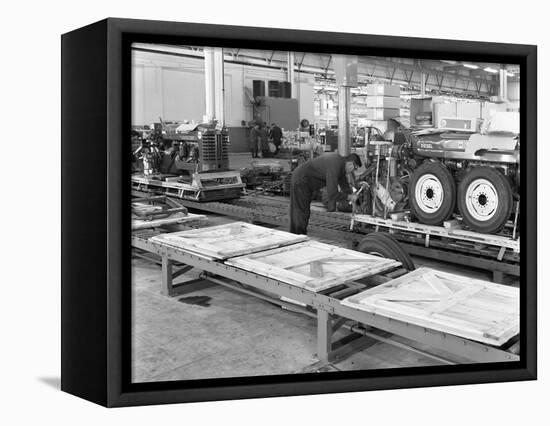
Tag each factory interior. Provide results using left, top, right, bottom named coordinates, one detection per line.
left=130, top=44, right=521, bottom=383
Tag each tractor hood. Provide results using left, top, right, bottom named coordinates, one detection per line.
left=412, top=131, right=518, bottom=163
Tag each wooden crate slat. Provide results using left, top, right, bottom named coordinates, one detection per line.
left=150, top=222, right=308, bottom=260
left=131, top=212, right=206, bottom=230
left=341, top=267, right=519, bottom=346
left=226, top=240, right=401, bottom=292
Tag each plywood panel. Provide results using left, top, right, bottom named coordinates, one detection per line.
left=150, top=222, right=308, bottom=260
left=226, top=240, right=401, bottom=292
left=342, top=268, right=519, bottom=346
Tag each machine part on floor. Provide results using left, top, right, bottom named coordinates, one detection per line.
left=240, top=158, right=293, bottom=194
left=131, top=121, right=244, bottom=201
left=409, top=161, right=456, bottom=225
left=356, top=232, right=415, bottom=271
left=169, top=122, right=230, bottom=173
left=457, top=166, right=514, bottom=234
left=133, top=141, right=162, bottom=175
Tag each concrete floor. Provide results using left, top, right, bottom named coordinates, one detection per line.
left=131, top=152, right=507, bottom=382
left=131, top=254, right=453, bottom=383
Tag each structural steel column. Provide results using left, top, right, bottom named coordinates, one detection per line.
left=213, top=48, right=225, bottom=125
left=337, top=88, right=351, bottom=156
left=334, top=55, right=358, bottom=156
left=420, top=71, right=426, bottom=97
left=288, top=51, right=295, bottom=98
left=203, top=48, right=216, bottom=121
left=499, top=68, right=508, bottom=101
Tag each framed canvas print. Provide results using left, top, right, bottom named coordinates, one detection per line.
left=61, top=18, right=536, bottom=407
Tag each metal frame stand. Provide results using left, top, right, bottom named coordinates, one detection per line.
left=133, top=235, right=519, bottom=365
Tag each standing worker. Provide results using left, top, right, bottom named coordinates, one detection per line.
left=269, top=123, right=283, bottom=154
left=289, top=152, right=362, bottom=235
left=259, top=122, right=270, bottom=157
left=249, top=123, right=261, bottom=158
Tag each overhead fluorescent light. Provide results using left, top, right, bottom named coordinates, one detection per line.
left=507, top=71, right=515, bottom=77
left=463, top=63, right=479, bottom=69
left=483, top=67, right=499, bottom=73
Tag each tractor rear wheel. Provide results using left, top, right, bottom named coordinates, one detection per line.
left=457, top=166, right=513, bottom=234
left=409, top=161, right=456, bottom=226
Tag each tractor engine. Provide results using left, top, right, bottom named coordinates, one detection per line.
left=168, top=123, right=230, bottom=173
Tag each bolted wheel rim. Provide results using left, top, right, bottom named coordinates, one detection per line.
left=414, top=173, right=444, bottom=214
left=465, top=178, right=499, bottom=222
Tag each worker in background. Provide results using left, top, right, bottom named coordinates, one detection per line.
left=289, top=152, right=362, bottom=235
left=259, top=122, right=270, bottom=157
left=269, top=123, right=283, bottom=154
left=249, top=123, right=261, bottom=158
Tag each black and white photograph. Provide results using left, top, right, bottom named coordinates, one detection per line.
left=130, top=42, right=522, bottom=383
left=3, top=0, right=547, bottom=420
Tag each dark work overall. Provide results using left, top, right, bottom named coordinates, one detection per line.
left=289, top=153, right=351, bottom=235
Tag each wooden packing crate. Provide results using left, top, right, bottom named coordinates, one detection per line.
left=341, top=267, right=519, bottom=346
left=225, top=240, right=401, bottom=292
left=150, top=222, right=308, bottom=260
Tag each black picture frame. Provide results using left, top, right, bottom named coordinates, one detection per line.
left=61, top=17, right=537, bottom=407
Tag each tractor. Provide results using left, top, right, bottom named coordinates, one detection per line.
left=355, top=111, right=519, bottom=235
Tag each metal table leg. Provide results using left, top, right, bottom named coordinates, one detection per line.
left=317, top=309, right=333, bottom=363
left=161, top=255, right=173, bottom=296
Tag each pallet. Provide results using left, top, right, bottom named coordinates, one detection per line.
left=351, top=214, right=519, bottom=253
left=131, top=171, right=244, bottom=201
left=151, top=222, right=308, bottom=260
left=342, top=267, right=519, bottom=346
left=226, top=240, right=401, bottom=292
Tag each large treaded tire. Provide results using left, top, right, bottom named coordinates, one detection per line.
left=457, top=166, right=513, bottom=234
left=409, top=161, right=456, bottom=226
left=357, top=232, right=415, bottom=271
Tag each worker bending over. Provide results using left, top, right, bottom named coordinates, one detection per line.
left=290, top=152, right=362, bottom=235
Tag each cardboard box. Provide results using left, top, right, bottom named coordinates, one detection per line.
left=366, top=96, right=401, bottom=109
left=366, top=84, right=400, bottom=97
left=481, top=101, right=508, bottom=120
left=366, top=108, right=400, bottom=120
left=433, top=102, right=457, bottom=127
left=410, top=97, right=433, bottom=126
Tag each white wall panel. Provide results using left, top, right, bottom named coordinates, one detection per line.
left=161, top=68, right=205, bottom=122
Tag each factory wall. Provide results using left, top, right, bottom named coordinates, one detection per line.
left=132, top=50, right=315, bottom=151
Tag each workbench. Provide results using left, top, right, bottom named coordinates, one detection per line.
left=132, top=222, right=519, bottom=366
